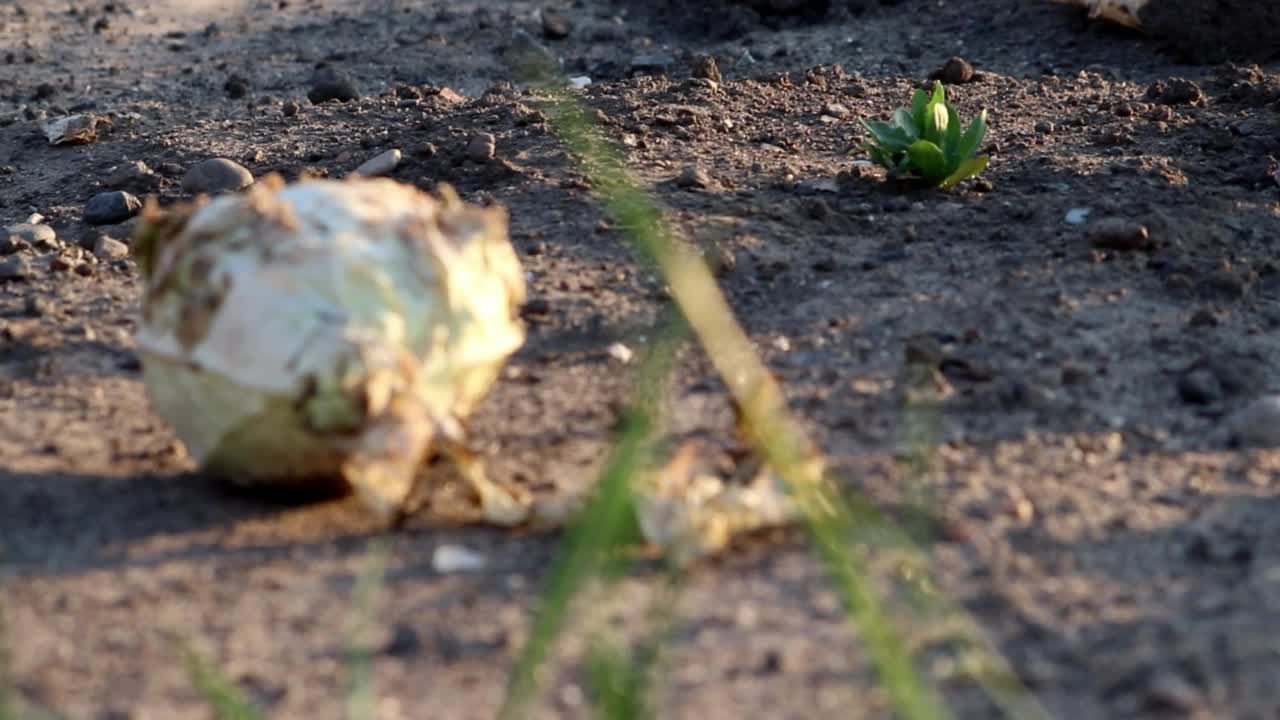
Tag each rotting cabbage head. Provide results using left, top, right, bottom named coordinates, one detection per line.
left=132, top=175, right=529, bottom=520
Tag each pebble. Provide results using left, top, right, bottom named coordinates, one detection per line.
left=182, top=158, right=254, bottom=194
left=1143, top=672, right=1201, bottom=712
left=1088, top=218, right=1151, bottom=251
left=4, top=223, right=55, bottom=245
left=84, top=191, right=141, bottom=225
left=1224, top=395, right=1280, bottom=448
left=0, top=256, right=32, bottom=282
left=431, top=544, right=487, bottom=574
left=93, top=235, right=130, bottom=260
left=106, top=160, right=159, bottom=192
left=282, top=100, right=300, bottom=117
left=540, top=8, right=571, bottom=40
left=822, top=102, right=850, bottom=118
left=606, top=342, right=633, bottom=364
left=307, top=65, right=359, bottom=104
left=437, top=87, right=467, bottom=104
left=466, top=132, right=496, bottom=163
left=675, top=165, right=711, bottom=189
left=1064, top=207, right=1091, bottom=225
left=567, top=76, right=592, bottom=89
left=934, top=56, right=975, bottom=84
left=351, top=148, right=402, bottom=177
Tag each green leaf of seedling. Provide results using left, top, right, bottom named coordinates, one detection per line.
left=891, top=108, right=920, bottom=140
left=907, top=140, right=948, bottom=182
left=930, top=80, right=946, bottom=106
left=862, top=120, right=913, bottom=152
left=866, top=145, right=897, bottom=170
left=956, top=110, right=988, bottom=160
left=910, top=88, right=930, bottom=129
left=938, top=155, right=990, bottom=190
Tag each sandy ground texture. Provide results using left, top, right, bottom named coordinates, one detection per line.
left=2, top=0, right=1280, bottom=718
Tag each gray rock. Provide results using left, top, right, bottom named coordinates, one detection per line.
left=822, top=102, right=850, bottom=118
left=307, top=66, right=358, bottom=104
left=467, top=133, right=496, bottom=163
left=675, top=165, right=711, bottom=189
left=84, top=191, right=141, bottom=225
left=1224, top=395, right=1280, bottom=448
left=352, top=149, right=402, bottom=177
left=0, top=256, right=32, bottom=282
left=93, top=235, right=130, bottom=260
left=4, top=223, right=55, bottom=245
left=182, top=158, right=254, bottom=195
left=107, top=160, right=160, bottom=192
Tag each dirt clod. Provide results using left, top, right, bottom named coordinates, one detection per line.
left=933, top=56, right=974, bottom=84
left=5, top=2, right=1280, bottom=719
left=307, top=65, right=359, bottom=104
left=1146, top=77, right=1205, bottom=105
left=467, top=132, right=496, bottom=163
left=540, top=8, right=571, bottom=40
left=1088, top=218, right=1151, bottom=251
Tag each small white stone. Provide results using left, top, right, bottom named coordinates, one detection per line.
left=94, top=235, right=130, bottom=260
left=568, top=76, right=592, bottom=89
left=351, top=149, right=402, bottom=178
left=431, top=544, right=487, bottom=573
left=1065, top=207, right=1091, bottom=225
left=772, top=335, right=791, bottom=352
left=606, top=342, right=633, bottom=364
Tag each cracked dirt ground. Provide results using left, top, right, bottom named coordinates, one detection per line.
left=2, top=0, right=1280, bottom=718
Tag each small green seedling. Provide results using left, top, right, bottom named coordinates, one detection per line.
left=861, top=81, right=989, bottom=190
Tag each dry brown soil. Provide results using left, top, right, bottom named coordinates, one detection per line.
left=2, top=1, right=1280, bottom=718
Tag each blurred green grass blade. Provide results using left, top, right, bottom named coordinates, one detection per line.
left=587, top=641, right=649, bottom=720
left=802, top=493, right=949, bottom=720
left=498, top=316, right=687, bottom=720
left=520, top=73, right=952, bottom=720
left=346, top=537, right=391, bottom=720
left=0, top=583, right=14, bottom=720
left=170, top=632, right=264, bottom=720
left=586, top=560, right=684, bottom=720
left=508, top=53, right=1043, bottom=720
